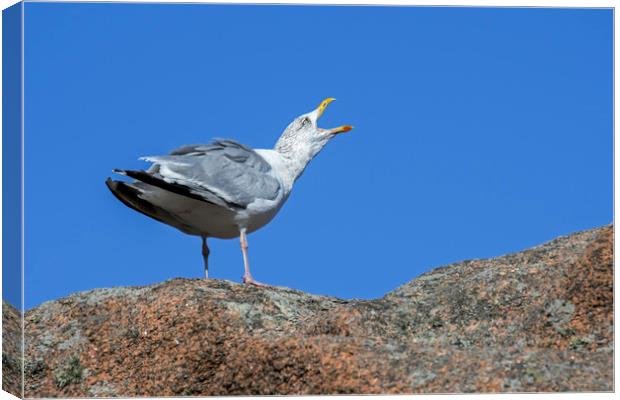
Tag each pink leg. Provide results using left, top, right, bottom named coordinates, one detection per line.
left=240, top=228, right=266, bottom=287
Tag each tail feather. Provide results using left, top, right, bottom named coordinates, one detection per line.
left=105, top=178, right=194, bottom=233
left=112, top=169, right=215, bottom=205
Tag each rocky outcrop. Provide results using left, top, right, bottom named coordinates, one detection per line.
left=3, top=300, right=22, bottom=396
left=4, top=225, right=613, bottom=397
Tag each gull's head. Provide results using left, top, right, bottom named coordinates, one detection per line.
left=275, top=98, right=353, bottom=162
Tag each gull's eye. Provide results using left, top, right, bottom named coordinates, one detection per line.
left=300, top=117, right=311, bottom=127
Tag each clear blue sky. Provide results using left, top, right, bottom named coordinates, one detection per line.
left=19, top=4, right=612, bottom=309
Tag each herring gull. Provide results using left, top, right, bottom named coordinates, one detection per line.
left=106, top=98, right=352, bottom=286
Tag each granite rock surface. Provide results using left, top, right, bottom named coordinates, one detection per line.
left=3, top=225, right=613, bottom=396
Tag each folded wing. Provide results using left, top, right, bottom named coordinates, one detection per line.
left=116, top=139, right=281, bottom=210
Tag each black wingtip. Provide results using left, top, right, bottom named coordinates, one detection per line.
left=112, top=168, right=127, bottom=175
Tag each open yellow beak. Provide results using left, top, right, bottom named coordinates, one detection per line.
left=317, top=97, right=336, bottom=118
left=329, top=125, right=353, bottom=134
left=316, top=97, right=353, bottom=135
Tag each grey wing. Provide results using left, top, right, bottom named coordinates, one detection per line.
left=141, top=139, right=281, bottom=209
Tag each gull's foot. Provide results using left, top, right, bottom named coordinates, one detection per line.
left=242, top=275, right=268, bottom=287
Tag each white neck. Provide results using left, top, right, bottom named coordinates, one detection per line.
left=252, top=149, right=298, bottom=196
left=274, top=136, right=329, bottom=185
